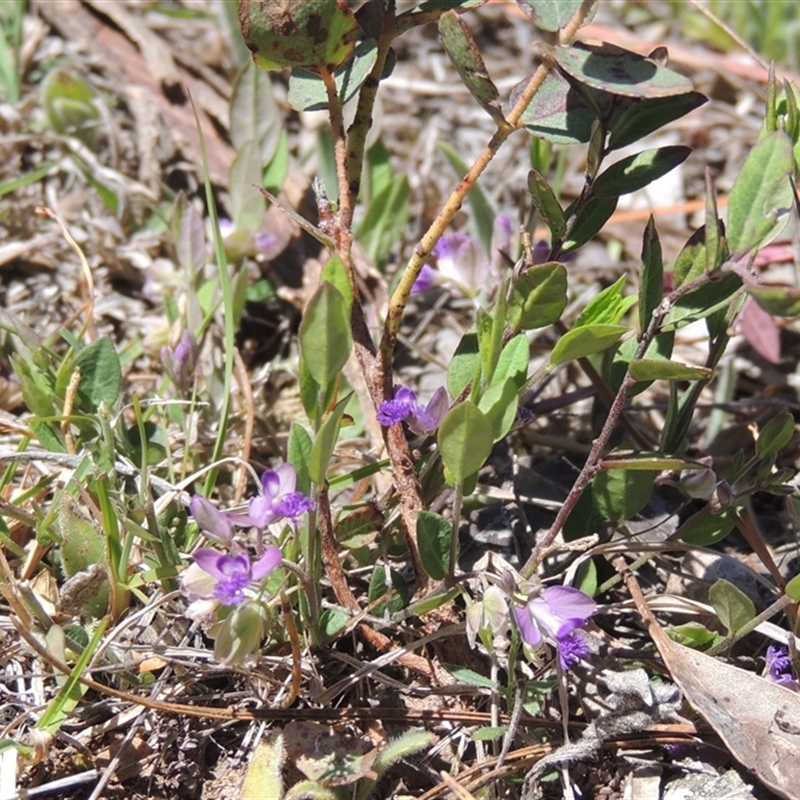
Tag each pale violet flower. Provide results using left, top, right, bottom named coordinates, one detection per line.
left=189, top=495, right=234, bottom=545
left=765, top=645, right=800, bottom=692
left=181, top=545, right=282, bottom=609
left=414, top=215, right=512, bottom=298
left=513, top=584, right=596, bottom=669
left=376, top=386, right=449, bottom=434
left=376, top=386, right=418, bottom=426
left=161, top=330, right=198, bottom=392
left=228, top=464, right=315, bottom=530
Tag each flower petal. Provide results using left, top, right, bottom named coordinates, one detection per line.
left=190, top=495, right=234, bottom=544
left=251, top=546, right=282, bottom=580
left=192, top=547, right=228, bottom=580
left=274, top=463, right=297, bottom=495
left=180, top=561, right=218, bottom=601
left=513, top=605, right=543, bottom=647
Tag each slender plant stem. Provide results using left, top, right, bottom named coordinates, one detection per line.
left=379, top=0, right=597, bottom=374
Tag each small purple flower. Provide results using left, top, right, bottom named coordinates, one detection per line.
left=161, top=330, right=198, bottom=392
left=766, top=645, right=800, bottom=692
left=412, top=263, right=438, bottom=293
left=377, top=386, right=418, bottom=426
left=181, top=545, right=282, bottom=607
left=229, top=464, right=314, bottom=529
left=190, top=495, right=234, bottom=544
left=513, top=584, right=596, bottom=668
left=377, top=386, right=449, bottom=433
left=434, top=231, right=487, bottom=297
left=408, top=386, right=449, bottom=434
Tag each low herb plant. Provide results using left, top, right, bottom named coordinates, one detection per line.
left=4, top=1, right=800, bottom=797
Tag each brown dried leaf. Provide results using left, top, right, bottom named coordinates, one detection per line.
left=625, top=565, right=800, bottom=800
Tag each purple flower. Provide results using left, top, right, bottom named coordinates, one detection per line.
left=229, top=464, right=314, bottom=530
left=408, top=386, right=449, bottom=434
left=161, top=330, right=198, bottom=392
left=190, top=495, right=234, bottom=544
left=412, top=263, right=438, bottom=293
left=434, top=231, right=488, bottom=297
left=377, top=386, right=418, bottom=426
left=766, top=645, right=800, bottom=692
left=513, top=585, right=595, bottom=668
left=557, top=631, right=591, bottom=670
left=181, top=545, right=282, bottom=607
left=377, top=386, right=449, bottom=433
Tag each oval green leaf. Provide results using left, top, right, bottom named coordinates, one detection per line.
left=298, top=281, right=352, bottom=391
left=438, top=402, right=493, bottom=485
left=593, top=146, right=691, bottom=197
left=550, top=324, right=628, bottom=365
left=554, top=41, right=694, bottom=98
left=508, top=262, right=568, bottom=332
left=417, top=510, right=453, bottom=581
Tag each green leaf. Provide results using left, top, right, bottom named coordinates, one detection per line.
left=672, top=223, right=726, bottom=286
left=755, top=409, right=795, bottom=458
left=320, top=255, right=353, bottom=318
left=748, top=283, right=800, bottom=317
left=472, top=726, right=508, bottom=742
left=355, top=173, right=409, bottom=266
left=230, top=139, right=266, bottom=231
left=417, top=511, right=452, bottom=581
left=592, top=468, right=655, bottom=522
left=494, top=334, right=529, bottom=389
left=664, top=272, right=743, bottom=331
left=726, top=130, right=794, bottom=258
left=562, top=195, right=618, bottom=252
left=407, top=587, right=460, bottom=617
left=575, top=558, right=598, bottom=596
left=563, top=484, right=603, bottom=541
left=680, top=507, right=737, bottom=546
left=607, top=332, right=673, bottom=395
left=298, top=282, right=352, bottom=391
left=368, top=566, right=409, bottom=616
left=308, top=394, right=350, bottom=485
left=785, top=572, right=800, bottom=602
left=528, top=168, right=566, bottom=239
left=554, top=41, right=694, bottom=98
left=575, top=275, right=635, bottom=327
left=438, top=402, right=493, bottom=485
left=230, top=60, right=282, bottom=165
left=666, top=622, right=719, bottom=648
left=708, top=578, right=755, bottom=637
left=287, top=38, right=378, bottom=111
left=444, top=663, right=501, bottom=691
left=288, top=423, right=314, bottom=495
left=239, top=0, right=358, bottom=72
left=507, top=262, right=568, bottom=332
left=550, top=324, right=628, bottom=365
left=438, top=11, right=503, bottom=122
left=41, top=68, right=100, bottom=140
left=478, top=377, right=518, bottom=442
left=519, top=70, right=610, bottom=145
left=608, top=91, right=707, bottom=150
left=373, top=732, right=437, bottom=776
left=439, top=142, right=495, bottom=255
left=593, top=146, right=691, bottom=197
left=628, top=359, right=710, bottom=382
left=517, top=0, right=597, bottom=32
left=59, top=493, right=109, bottom=619
left=241, top=734, right=285, bottom=800
left=318, top=608, right=349, bottom=642
left=447, top=331, right=480, bottom=399
left=639, top=215, right=663, bottom=330
left=74, top=338, right=122, bottom=412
